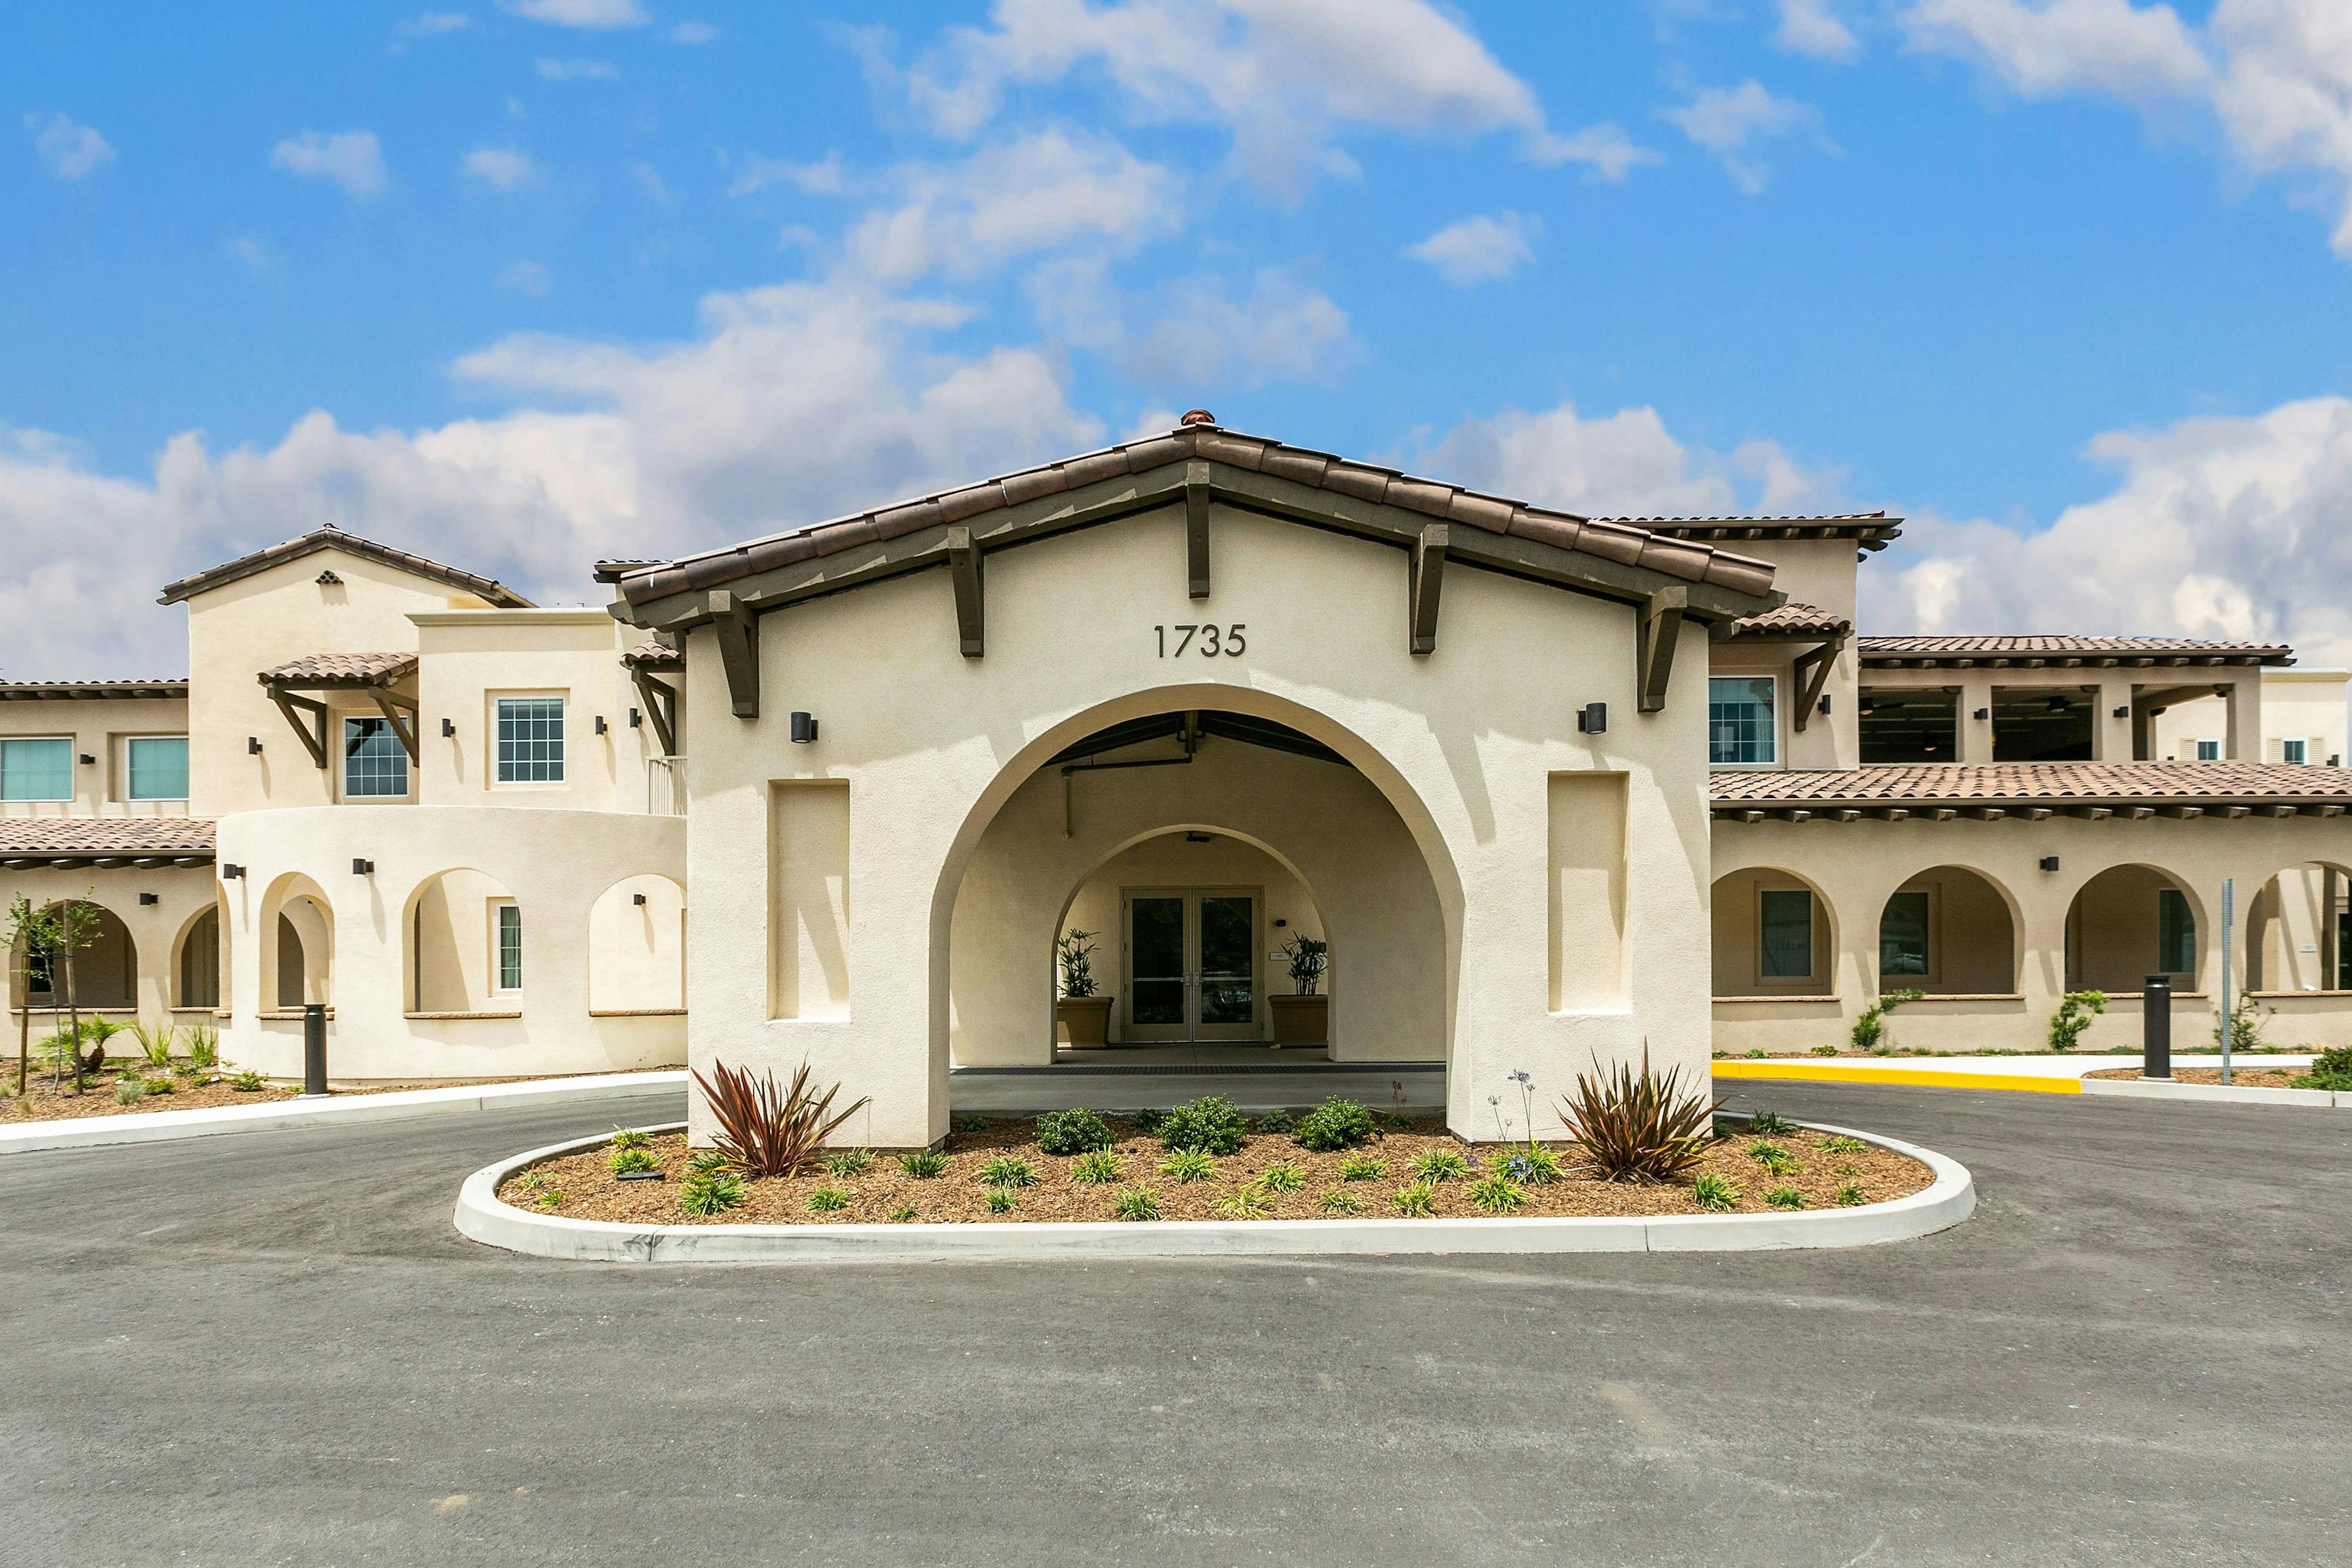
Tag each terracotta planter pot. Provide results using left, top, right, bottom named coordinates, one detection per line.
left=1056, top=996, right=1113, bottom=1049
left=1270, top=993, right=1329, bottom=1047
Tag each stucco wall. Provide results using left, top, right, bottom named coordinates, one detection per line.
left=677, top=503, right=1716, bottom=1147
left=0, top=696, right=194, bottom=818
left=1, top=866, right=216, bottom=1033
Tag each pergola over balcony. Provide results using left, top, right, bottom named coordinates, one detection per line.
left=257, top=652, right=420, bottom=770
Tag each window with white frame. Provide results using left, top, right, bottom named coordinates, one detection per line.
left=342, top=717, right=409, bottom=799
left=1708, top=677, right=1777, bottom=766
left=125, top=736, right=189, bottom=801
left=2195, top=739, right=2220, bottom=761
left=0, top=737, right=73, bottom=801
left=493, top=901, right=523, bottom=993
left=495, top=696, right=565, bottom=783
left=2282, top=738, right=2308, bottom=764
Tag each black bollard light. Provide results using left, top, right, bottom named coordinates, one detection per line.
left=303, top=1002, right=328, bottom=1097
left=2143, top=974, right=2171, bottom=1082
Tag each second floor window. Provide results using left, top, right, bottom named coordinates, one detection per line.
left=1708, top=677, right=1777, bottom=766
left=2283, top=739, right=2307, bottom=764
left=0, top=737, right=73, bottom=801
left=2195, top=739, right=2220, bottom=761
left=344, top=717, right=409, bottom=799
left=126, top=736, right=189, bottom=801
left=496, top=697, right=565, bottom=783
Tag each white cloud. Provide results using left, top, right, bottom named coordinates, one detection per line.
left=1864, top=396, right=2352, bottom=666
left=669, top=20, right=717, bottom=45
left=225, top=237, right=274, bottom=274
left=27, top=113, right=116, bottom=179
left=270, top=130, right=387, bottom=198
left=1118, top=268, right=1356, bottom=388
left=844, top=129, right=1185, bottom=284
left=1415, top=399, right=1845, bottom=521
left=1524, top=122, right=1664, bottom=182
left=497, top=0, right=646, bottom=28
left=1664, top=80, right=1833, bottom=192
left=536, top=57, right=619, bottom=80
left=2209, top=0, right=2352, bottom=256
left=462, top=145, right=538, bottom=191
left=1402, top=211, right=1539, bottom=286
left=630, top=160, right=673, bottom=203
left=392, top=12, right=473, bottom=48
left=903, top=0, right=1635, bottom=200
left=1899, top=0, right=2209, bottom=100
left=0, top=281, right=1102, bottom=679
left=497, top=260, right=552, bottom=295
left=1776, top=0, right=1862, bottom=61
left=725, top=151, right=846, bottom=197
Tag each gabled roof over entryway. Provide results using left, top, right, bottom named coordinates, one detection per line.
left=597, top=415, right=1793, bottom=720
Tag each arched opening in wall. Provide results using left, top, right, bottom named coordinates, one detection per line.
left=935, top=694, right=1464, bottom=1079
left=1710, top=867, right=1836, bottom=998
left=405, top=869, right=526, bottom=1015
left=260, top=874, right=334, bottom=1011
left=1877, top=865, right=2019, bottom=996
left=588, top=875, right=687, bottom=1014
left=173, top=905, right=222, bottom=1011
left=10, top=899, right=138, bottom=1013
left=2246, top=861, right=2352, bottom=994
left=2066, top=865, right=2199, bottom=993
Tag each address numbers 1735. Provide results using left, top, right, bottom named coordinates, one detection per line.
left=1156, top=624, right=1246, bottom=657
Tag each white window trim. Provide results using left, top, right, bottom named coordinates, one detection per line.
left=489, top=692, right=569, bottom=789
left=339, top=712, right=413, bottom=802
left=1708, top=673, right=1782, bottom=770
left=491, top=899, right=524, bottom=995
left=2282, top=737, right=2308, bottom=764
left=121, top=733, right=190, bottom=802
left=0, top=735, right=77, bottom=802
left=1755, top=885, right=1817, bottom=983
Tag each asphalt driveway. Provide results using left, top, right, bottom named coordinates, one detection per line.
left=1, top=1082, right=2343, bottom=1566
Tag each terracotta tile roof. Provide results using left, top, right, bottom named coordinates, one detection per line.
left=1859, top=635, right=2291, bottom=665
left=0, top=680, right=188, bottom=701
left=255, top=652, right=418, bottom=686
left=1728, top=602, right=1851, bottom=639
left=620, top=641, right=682, bottom=669
left=609, top=421, right=1781, bottom=608
left=0, top=817, right=216, bottom=862
left=1711, top=763, right=2352, bottom=812
left=158, top=527, right=533, bottom=609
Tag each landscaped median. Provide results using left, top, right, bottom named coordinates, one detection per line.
left=454, top=1100, right=1976, bottom=1262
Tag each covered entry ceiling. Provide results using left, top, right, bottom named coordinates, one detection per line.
left=1047, top=711, right=1347, bottom=768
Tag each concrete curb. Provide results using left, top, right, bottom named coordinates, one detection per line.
left=0, top=1071, right=687, bottom=1156
left=453, top=1120, right=1976, bottom=1264
left=2080, top=1077, right=2343, bottom=1109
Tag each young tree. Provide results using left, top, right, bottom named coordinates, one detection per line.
left=3, top=895, right=63, bottom=1097
left=50, top=895, right=104, bottom=1094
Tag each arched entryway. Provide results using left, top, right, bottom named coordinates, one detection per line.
left=10, top=899, right=138, bottom=1013
left=2247, top=861, right=2351, bottom=994
left=260, top=873, right=334, bottom=1011
left=2066, top=864, right=2199, bottom=992
left=404, top=869, right=524, bottom=1014
left=172, top=903, right=224, bottom=1011
left=1877, top=865, right=2019, bottom=995
left=587, top=873, right=688, bottom=1014
left=1710, top=866, right=1836, bottom=997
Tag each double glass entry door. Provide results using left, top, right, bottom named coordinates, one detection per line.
left=1124, top=889, right=1261, bottom=1042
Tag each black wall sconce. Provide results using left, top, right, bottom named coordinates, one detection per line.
left=2113, top=706, right=2130, bottom=718
left=247, top=737, right=263, bottom=755
left=78, top=753, right=95, bottom=766
left=221, top=864, right=244, bottom=880
left=440, top=717, right=455, bottom=737
left=628, top=707, right=642, bottom=728
left=790, top=711, right=820, bottom=744
left=1575, top=701, right=1607, bottom=735
left=1972, top=707, right=1990, bottom=720
left=632, top=892, right=647, bottom=906
left=139, top=892, right=160, bottom=907
left=594, top=715, right=609, bottom=735
left=2039, top=856, right=2061, bottom=872
left=1817, top=694, right=1832, bottom=715
left=351, top=858, right=374, bottom=876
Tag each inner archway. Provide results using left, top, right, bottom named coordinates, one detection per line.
left=1877, top=865, right=2019, bottom=995
left=405, top=869, right=524, bottom=1014
left=2247, top=861, right=2351, bottom=993
left=260, top=873, right=334, bottom=1011
left=2066, top=864, right=2199, bottom=992
left=12, top=899, right=138, bottom=1013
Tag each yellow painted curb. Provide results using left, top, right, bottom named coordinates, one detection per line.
left=1710, top=1060, right=2084, bottom=1095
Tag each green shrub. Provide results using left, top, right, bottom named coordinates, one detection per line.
left=1746, top=1110, right=1796, bottom=1135
left=228, top=1069, right=266, bottom=1092
left=979, top=1155, right=1038, bottom=1189
left=1215, top=1184, right=1274, bottom=1219
left=1254, top=1110, right=1295, bottom=1134
left=1318, top=1187, right=1362, bottom=1215
left=888, top=1205, right=919, bottom=1223
left=1466, top=1174, right=1527, bottom=1214
left=807, top=1186, right=850, bottom=1213
left=2213, top=993, right=2276, bottom=1055
left=1410, top=1148, right=1469, bottom=1183
left=1746, top=1140, right=1796, bottom=1175
left=1558, top=1049, right=1721, bottom=1183
left=1259, top=1162, right=1306, bottom=1193
left=1501, top=1145, right=1564, bottom=1186
left=1159, top=1148, right=1215, bottom=1183
left=1834, top=1183, right=1868, bottom=1207
left=1819, top=1135, right=1866, bottom=1154
left=1744, top=1049, right=1766, bottom=1058
left=1158, top=1096, right=1246, bottom=1154
left=1336, top=1153, right=1388, bottom=1182
left=1293, top=1096, right=1376, bottom=1152
left=1113, top=1186, right=1161, bottom=1221
left=685, top=1148, right=734, bottom=1177
left=898, top=1150, right=949, bottom=1178
left=1391, top=1180, right=1438, bottom=1217
left=1127, top=1107, right=1167, bottom=1133
left=821, top=1149, right=873, bottom=1177
left=1691, top=1172, right=1740, bottom=1212
left=1381, top=1112, right=1414, bottom=1129
left=680, top=1172, right=744, bottom=1216
left=1069, top=1148, right=1123, bottom=1185
left=985, top=1188, right=1016, bottom=1214
left=128, top=1023, right=174, bottom=1069
left=1035, top=1107, right=1116, bottom=1155
left=113, top=1077, right=146, bottom=1106
left=607, top=1147, right=658, bottom=1175
left=2047, top=990, right=2107, bottom=1052
left=2292, top=1044, right=2352, bottom=1091
left=1810, top=1043, right=1840, bottom=1057
left=184, top=1027, right=220, bottom=1071
left=141, top=1076, right=173, bottom=1096
left=609, top=1126, right=654, bottom=1151
left=954, top=1114, right=989, bottom=1133
left=1850, top=989, right=1924, bottom=1052
left=1764, top=1185, right=1807, bottom=1211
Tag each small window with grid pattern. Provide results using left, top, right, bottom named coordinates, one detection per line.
left=342, top=718, right=409, bottom=799
left=496, top=697, right=565, bottom=783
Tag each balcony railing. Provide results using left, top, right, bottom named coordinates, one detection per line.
left=646, top=755, right=687, bottom=816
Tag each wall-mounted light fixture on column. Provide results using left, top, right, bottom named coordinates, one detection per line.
left=1575, top=702, right=1607, bottom=734
left=139, top=892, right=159, bottom=907
left=2039, top=856, right=2060, bottom=872
left=632, top=892, right=647, bottom=906
left=1972, top=707, right=1990, bottom=720
left=351, top=858, right=374, bottom=876
left=2113, top=706, right=2130, bottom=718
left=1817, top=695, right=1831, bottom=716
left=441, top=718, right=455, bottom=737
left=594, top=715, right=608, bottom=735
left=221, top=864, right=244, bottom=880
left=790, top=711, right=820, bottom=744
left=247, top=737, right=263, bottom=755
left=628, top=707, right=643, bottom=728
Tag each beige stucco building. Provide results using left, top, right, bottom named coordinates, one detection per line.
left=8, top=412, right=2348, bottom=1139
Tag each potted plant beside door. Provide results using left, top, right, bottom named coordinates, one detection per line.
left=1055, top=927, right=1113, bottom=1049
left=1270, top=934, right=1329, bottom=1048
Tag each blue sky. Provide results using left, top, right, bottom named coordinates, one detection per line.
left=6, top=1, right=2352, bottom=678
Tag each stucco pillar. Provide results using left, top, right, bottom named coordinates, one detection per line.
left=1957, top=676, right=1996, bottom=764
left=2093, top=679, right=2132, bottom=761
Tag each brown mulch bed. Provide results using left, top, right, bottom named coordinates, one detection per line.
left=2, top=1064, right=675, bottom=1123
left=2081, top=1067, right=2315, bottom=1089
left=507, top=1115, right=1932, bottom=1227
